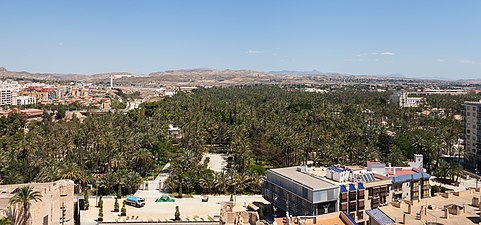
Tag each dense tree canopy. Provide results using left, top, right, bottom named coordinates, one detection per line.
left=0, top=85, right=473, bottom=194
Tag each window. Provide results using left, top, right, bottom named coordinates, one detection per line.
left=358, top=190, right=365, bottom=198
left=349, top=192, right=357, bottom=200
left=412, top=182, right=419, bottom=188
left=349, top=202, right=357, bottom=211
left=302, top=187, right=308, bottom=199
left=357, top=212, right=364, bottom=220
left=423, top=190, right=430, bottom=197
left=358, top=200, right=365, bottom=210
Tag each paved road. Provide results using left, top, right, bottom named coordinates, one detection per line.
left=430, top=175, right=479, bottom=192
left=139, top=163, right=170, bottom=191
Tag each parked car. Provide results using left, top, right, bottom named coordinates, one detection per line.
left=126, top=196, right=145, bottom=207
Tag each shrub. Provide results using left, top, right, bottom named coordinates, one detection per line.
left=174, top=206, right=181, bottom=221
left=113, top=198, right=119, bottom=212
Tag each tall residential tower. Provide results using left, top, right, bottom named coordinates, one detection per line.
left=464, top=101, right=481, bottom=169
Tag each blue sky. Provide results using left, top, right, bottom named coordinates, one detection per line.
left=0, top=1, right=480, bottom=79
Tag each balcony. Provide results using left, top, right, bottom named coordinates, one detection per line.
left=349, top=206, right=357, bottom=212
left=393, top=188, right=403, bottom=194
left=358, top=190, right=365, bottom=199
left=349, top=194, right=357, bottom=201
left=358, top=200, right=365, bottom=210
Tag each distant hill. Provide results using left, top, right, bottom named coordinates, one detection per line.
left=1, top=66, right=476, bottom=87
left=270, top=70, right=343, bottom=75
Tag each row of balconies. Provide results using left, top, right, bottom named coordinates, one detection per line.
left=340, top=199, right=365, bottom=212
left=341, top=190, right=365, bottom=202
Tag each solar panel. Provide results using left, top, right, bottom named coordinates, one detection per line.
left=368, top=173, right=375, bottom=182
left=360, top=173, right=375, bottom=183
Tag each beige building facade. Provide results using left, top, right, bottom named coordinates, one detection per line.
left=463, top=101, right=481, bottom=169
left=0, top=180, right=74, bottom=225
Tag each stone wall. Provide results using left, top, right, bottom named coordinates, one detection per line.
left=0, top=179, right=74, bottom=225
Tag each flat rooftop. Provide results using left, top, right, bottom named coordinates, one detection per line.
left=464, top=101, right=481, bottom=105
left=379, top=189, right=481, bottom=225
left=270, top=167, right=336, bottom=190
left=274, top=212, right=353, bottom=225
left=386, top=168, right=417, bottom=176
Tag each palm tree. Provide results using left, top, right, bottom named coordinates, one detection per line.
left=9, top=186, right=42, bottom=225
left=0, top=217, right=12, bottom=225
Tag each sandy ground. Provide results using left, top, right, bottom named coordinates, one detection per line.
left=202, top=153, right=228, bottom=172
left=80, top=193, right=267, bottom=223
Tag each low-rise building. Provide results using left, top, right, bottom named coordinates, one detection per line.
left=262, top=166, right=339, bottom=216
left=262, top=155, right=430, bottom=225
left=389, top=91, right=424, bottom=107
left=274, top=211, right=357, bottom=225
left=0, top=108, right=44, bottom=122
left=367, top=188, right=481, bottom=225
left=0, top=180, right=74, bottom=225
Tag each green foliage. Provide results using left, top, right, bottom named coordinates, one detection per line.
left=98, top=196, right=103, bottom=208
left=98, top=204, right=103, bottom=220
left=431, top=185, right=441, bottom=196
left=249, top=164, right=267, bottom=175
left=0, top=217, right=12, bottom=225
left=83, top=191, right=89, bottom=206
left=113, top=197, right=119, bottom=212
left=0, top=85, right=467, bottom=196
left=121, top=201, right=126, bottom=216
left=174, top=206, right=181, bottom=221
left=111, top=99, right=127, bottom=110
left=9, top=185, right=43, bottom=224
left=117, top=185, right=122, bottom=198
left=9, top=185, right=43, bottom=207
left=97, top=170, right=143, bottom=195
left=55, top=108, right=66, bottom=120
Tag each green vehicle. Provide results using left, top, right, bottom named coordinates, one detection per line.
left=155, top=195, right=175, bottom=202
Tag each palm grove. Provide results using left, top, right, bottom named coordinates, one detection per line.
left=0, top=85, right=476, bottom=196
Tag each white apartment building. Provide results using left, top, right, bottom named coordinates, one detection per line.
left=0, top=80, right=22, bottom=106
left=464, top=101, right=481, bottom=169
left=12, top=95, right=36, bottom=106
left=0, top=89, right=13, bottom=106
left=389, top=91, right=424, bottom=108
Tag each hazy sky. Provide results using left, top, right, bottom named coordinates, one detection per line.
left=1, top=1, right=480, bottom=79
